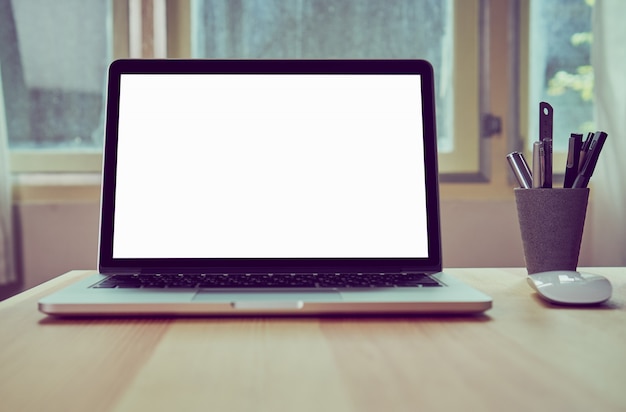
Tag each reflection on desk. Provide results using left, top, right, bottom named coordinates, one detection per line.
left=0, top=268, right=625, bottom=412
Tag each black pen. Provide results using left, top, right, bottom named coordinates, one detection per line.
left=542, top=138, right=552, bottom=188
left=564, top=133, right=583, bottom=188
left=572, top=131, right=608, bottom=188
left=579, top=132, right=594, bottom=170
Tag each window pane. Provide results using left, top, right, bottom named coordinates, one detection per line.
left=1, top=0, right=110, bottom=150
left=192, top=0, right=455, bottom=152
left=528, top=0, right=593, bottom=152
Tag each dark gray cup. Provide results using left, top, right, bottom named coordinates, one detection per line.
left=514, top=188, right=590, bottom=275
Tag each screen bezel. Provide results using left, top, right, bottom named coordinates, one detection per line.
left=98, top=59, right=442, bottom=274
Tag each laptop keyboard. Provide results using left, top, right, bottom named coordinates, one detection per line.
left=92, top=273, right=442, bottom=289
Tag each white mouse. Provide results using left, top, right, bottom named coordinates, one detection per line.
left=527, top=270, right=612, bottom=305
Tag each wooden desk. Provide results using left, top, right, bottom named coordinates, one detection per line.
left=1, top=268, right=625, bottom=412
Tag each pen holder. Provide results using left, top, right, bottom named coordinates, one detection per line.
left=515, top=188, right=589, bottom=275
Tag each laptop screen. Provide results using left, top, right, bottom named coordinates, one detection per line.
left=99, top=60, right=441, bottom=273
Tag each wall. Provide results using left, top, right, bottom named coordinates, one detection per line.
left=15, top=200, right=98, bottom=289
left=11, top=196, right=595, bottom=293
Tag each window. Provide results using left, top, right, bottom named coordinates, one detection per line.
left=1, top=0, right=482, bottom=177
left=191, top=0, right=480, bottom=175
left=2, top=0, right=598, bottom=183
left=1, top=0, right=112, bottom=172
left=522, top=0, right=594, bottom=169
left=192, top=0, right=455, bottom=150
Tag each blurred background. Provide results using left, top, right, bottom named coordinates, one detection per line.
left=1, top=0, right=624, bottom=299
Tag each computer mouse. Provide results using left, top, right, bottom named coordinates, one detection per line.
left=527, top=270, right=612, bottom=305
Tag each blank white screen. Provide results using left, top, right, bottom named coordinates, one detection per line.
left=113, top=74, right=428, bottom=258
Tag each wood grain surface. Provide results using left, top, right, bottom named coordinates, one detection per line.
left=1, top=268, right=625, bottom=412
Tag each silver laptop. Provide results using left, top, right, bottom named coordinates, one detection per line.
left=39, top=59, right=492, bottom=316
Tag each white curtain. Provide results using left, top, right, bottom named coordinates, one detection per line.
left=0, top=62, right=15, bottom=285
left=590, top=0, right=626, bottom=266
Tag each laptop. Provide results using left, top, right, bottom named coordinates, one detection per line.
left=38, top=59, right=492, bottom=316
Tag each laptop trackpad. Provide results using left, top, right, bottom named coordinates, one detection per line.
left=192, top=290, right=342, bottom=303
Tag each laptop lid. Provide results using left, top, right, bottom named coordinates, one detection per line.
left=98, top=59, right=442, bottom=275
